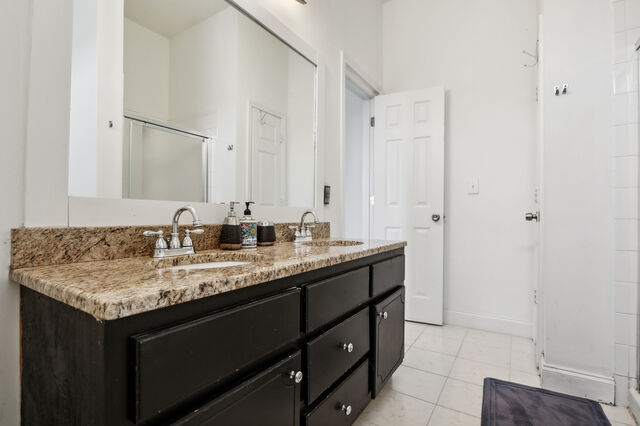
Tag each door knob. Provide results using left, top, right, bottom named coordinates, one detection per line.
left=342, top=342, right=354, bottom=353
left=378, top=311, right=388, bottom=319
left=525, top=212, right=540, bottom=222
left=432, top=214, right=441, bottom=222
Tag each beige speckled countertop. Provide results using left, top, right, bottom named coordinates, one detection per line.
left=10, top=239, right=406, bottom=321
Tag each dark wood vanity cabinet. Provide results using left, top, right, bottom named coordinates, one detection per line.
left=21, top=249, right=405, bottom=426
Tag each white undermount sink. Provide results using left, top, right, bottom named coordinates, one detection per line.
left=166, top=261, right=251, bottom=271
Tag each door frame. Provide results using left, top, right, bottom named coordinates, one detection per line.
left=339, top=51, right=381, bottom=238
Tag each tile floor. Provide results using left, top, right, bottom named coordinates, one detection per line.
left=355, top=321, right=638, bottom=426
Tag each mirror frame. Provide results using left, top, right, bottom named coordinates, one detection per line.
left=25, top=0, right=324, bottom=227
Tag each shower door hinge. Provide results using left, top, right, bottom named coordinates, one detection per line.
left=370, top=117, right=375, bottom=127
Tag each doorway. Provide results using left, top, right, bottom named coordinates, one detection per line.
left=344, top=82, right=374, bottom=239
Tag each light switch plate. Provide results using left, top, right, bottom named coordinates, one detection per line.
left=468, top=178, right=479, bottom=195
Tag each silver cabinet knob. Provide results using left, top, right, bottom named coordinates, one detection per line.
left=432, top=214, right=441, bottom=222
left=342, top=342, right=354, bottom=353
left=378, top=311, right=388, bottom=319
left=338, top=403, right=352, bottom=416
left=289, top=370, right=303, bottom=384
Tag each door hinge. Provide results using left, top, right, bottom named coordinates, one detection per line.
left=370, top=196, right=375, bottom=206
left=533, top=290, right=537, bottom=304
left=370, top=117, right=375, bottom=127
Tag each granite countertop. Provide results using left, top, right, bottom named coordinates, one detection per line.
left=10, top=239, right=406, bottom=321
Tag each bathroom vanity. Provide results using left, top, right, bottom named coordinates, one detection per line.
left=12, top=238, right=405, bottom=425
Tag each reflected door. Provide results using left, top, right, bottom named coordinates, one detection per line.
left=251, top=107, right=286, bottom=206
left=373, top=87, right=445, bottom=325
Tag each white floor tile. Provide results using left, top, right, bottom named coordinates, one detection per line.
left=357, top=388, right=434, bottom=426
left=403, top=347, right=456, bottom=376
left=511, top=352, right=539, bottom=375
left=449, top=357, right=509, bottom=386
left=413, top=333, right=462, bottom=356
left=421, top=324, right=468, bottom=341
left=509, top=370, right=541, bottom=388
left=437, top=378, right=484, bottom=417
left=601, top=403, right=638, bottom=425
left=465, top=329, right=511, bottom=349
left=458, top=339, right=510, bottom=367
left=428, top=406, right=480, bottom=426
left=389, top=365, right=447, bottom=404
left=511, top=336, right=535, bottom=356
left=405, top=322, right=425, bottom=346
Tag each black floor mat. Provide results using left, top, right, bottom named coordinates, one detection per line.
left=481, top=378, right=611, bottom=426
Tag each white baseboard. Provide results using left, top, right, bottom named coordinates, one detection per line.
left=539, top=355, right=615, bottom=404
left=444, top=309, right=532, bottom=338
left=629, top=388, right=640, bottom=422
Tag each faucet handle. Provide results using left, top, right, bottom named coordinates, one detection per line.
left=182, top=229, right=204, bottom=248
left=143, top=230, right=168, bottom=249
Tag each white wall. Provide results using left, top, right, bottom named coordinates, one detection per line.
left=124, top=18, right=170, bottom=121
left=285, top=50, right=316, bottom=208
left=96, top=0, right=124, bottom=199
left=382, top=0, right=538, bottom=336
left=68, top=0, right=98, bottom=197
left=0, top=0, right=30, bottom=422
left=538, top=0, right=615, bottom=402
left=611, top=0, right=640, bottom=406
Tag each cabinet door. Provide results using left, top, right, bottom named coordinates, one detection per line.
left=371, top=287, right=405, bottom=397
left=174, top=351, right=302, bottom=426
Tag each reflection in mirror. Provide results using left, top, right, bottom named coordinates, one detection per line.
left=68, top=0, right=317, bottom=208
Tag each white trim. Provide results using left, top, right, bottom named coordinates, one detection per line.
left=539, top=355, right=615, bottom=404
left=628, top=387, right=640, bottom=421
left=444, top=309, right=532, bottom=338
left=68, top=196, right=313, bottom=227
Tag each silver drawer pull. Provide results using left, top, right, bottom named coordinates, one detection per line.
left=342, top=342, right=354, bottom=353
left=338, top=403, right=352, bottom=416
left=289, top=370, right=303, bottom=384
left=378, top=311, right=388, bottom=320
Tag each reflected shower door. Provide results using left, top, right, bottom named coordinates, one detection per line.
left=123, top=118, right=209, bottom=203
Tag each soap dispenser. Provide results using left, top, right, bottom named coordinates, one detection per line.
left=220, top=201, right=242, bottom=250
left=240, top=202, right=257, bottom=249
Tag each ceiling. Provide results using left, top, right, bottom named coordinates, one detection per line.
left=124, top=0, right=230, bottom=38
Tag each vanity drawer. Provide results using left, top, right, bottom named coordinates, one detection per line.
left=371, top=255, right=405, bottom=297
left=173, top=351, right=302, bottom=426
left=305, top=360, right=370, bottom=426
left=306, top=307, right=369, bottom=403
left=132, top=289, right=300, bottom=422
left=305, top=267, right=369, bottom=332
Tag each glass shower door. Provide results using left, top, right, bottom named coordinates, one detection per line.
left=122, top=117, right=210, bottom=203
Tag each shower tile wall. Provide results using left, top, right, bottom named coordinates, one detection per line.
left=613, top=0, right=640, bottom=407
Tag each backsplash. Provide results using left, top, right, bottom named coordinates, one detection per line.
left=11, top=222, right=330, bottom=269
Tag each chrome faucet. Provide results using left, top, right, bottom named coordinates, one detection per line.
left=143, top=205, right=204, bottom=258
left=290, top=210, right=319, bottom=243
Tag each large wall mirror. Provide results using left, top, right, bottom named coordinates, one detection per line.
left=68, top=0, right=317, bottom=208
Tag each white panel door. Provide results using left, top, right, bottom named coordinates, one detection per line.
left=373, top=87, right=445, bottom=325
left=251, top=107, right=285, bottom=206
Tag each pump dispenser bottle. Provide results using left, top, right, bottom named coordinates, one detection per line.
left=220, top=202, right=242, bottom=250
left=240, top=202, right=257, bottom=249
